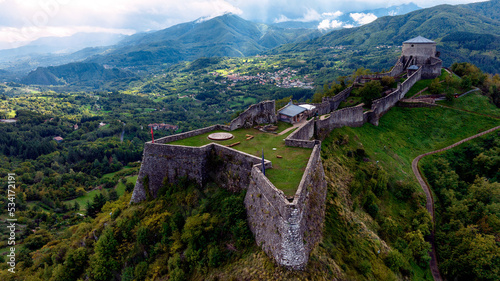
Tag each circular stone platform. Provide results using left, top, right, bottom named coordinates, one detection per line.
left=208, top=132, right=234, bottom=141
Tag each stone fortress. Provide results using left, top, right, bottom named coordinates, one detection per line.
left=131, top=36, right=442, bottom=270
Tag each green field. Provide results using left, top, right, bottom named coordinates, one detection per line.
left=169, top=123, right=310, bottom=196
left=65, top=174, right=137, bottom=211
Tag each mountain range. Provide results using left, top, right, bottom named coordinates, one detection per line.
left=273, top=3, right=421, bottom=29
left=5, top=0, right=500, bottom=87
left=84, top=14, right=322, bottom=69
left=274, top=0, right=500, bottom=74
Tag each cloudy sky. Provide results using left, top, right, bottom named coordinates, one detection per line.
left=0, top=0, right=486, bottom=49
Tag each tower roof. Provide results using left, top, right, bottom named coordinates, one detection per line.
left=403, top=36, right=435, bottom=44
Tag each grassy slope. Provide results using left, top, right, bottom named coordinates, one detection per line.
left=169, top=124, right=311, bottom=197
left=334, top=104, right=499, bottom=184
left=438, top=90, right=500, bottom=118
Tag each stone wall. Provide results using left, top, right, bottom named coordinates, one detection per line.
left=244, top=144, right=327, bottom=270
left=399, top=66, right=422, bottom=98
left=209, top=144, right=272, bottom=192
left=284, top=119, right=316, bottom=148
left=397, top=100, right=436, bottom=108
left=360, top=57, right=404, bottom=80
left=316, top=104, right=366, bottom=137
left=369, top=67, right=422, bottom=125
left=320, top=85, right=354, bottom=114
left=295, top=85, right=354, bottom=117
left=131, top=142, right=272, bottom=203
left=155, top=125, right=224, bottom=144
left=131, top=143, right=211, bottom=203
left=421, top=57, right=442, bottom=79
left=229, top=100, right=277, bottom=130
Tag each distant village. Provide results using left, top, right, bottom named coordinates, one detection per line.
left=211, top=67, right=314, bottom=89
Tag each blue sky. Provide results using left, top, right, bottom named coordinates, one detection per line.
left=0, top=0, right=487, bottom=49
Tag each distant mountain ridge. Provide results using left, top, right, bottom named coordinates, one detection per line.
left=273, top=3, right=421, bottom=29
left=273, top=0, right=500, bottom=73
left=85, top=14, right=322, bottom=69
left=20, top=62, right=134, bottom=86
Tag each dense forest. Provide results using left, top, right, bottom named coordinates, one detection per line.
left=422, top=133, right=500, bottom=281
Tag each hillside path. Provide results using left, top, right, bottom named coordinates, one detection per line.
left=412, top=125, right=500, bottom=281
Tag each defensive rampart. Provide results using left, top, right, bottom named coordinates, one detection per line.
left=245, top=144, right=326, bottom=270
left=316, top=104, right=366, bottom=136
left=284, top=119, right=316, bottom=148
left=369, top=67, right=422, bottom=125
left=132, top=115, right=327, bottom=270
left=154, top=125, right=226, bottom=144
left=360, top=57, right=404, bottom=80
left=319, top=86, right=354, bottom=114
left=421, top=57, right=442, bottom=79
left=131, top=141, right=273, bottom=202
left=229, top=100, right=277, bottom=130
left=132, top=38, right=437, bottom=270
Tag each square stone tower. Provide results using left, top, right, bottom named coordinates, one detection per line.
left=402, top=36, right=442, bottom=79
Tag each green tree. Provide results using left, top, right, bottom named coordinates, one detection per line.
left=381, top=76, right=395, bottom=88
left=461, top=76, right=472, bottom=90
left=405, top=230, right=431, bottom=267
left=360, top=81, right=383, bottom=107
left=89, top=228, right=119, bottom=281
left=429, top=78, right=442, bottom=95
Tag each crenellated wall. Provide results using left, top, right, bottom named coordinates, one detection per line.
left=229, top=100, right=277, bottom=130
left=245, top=144, right=327, bottom=270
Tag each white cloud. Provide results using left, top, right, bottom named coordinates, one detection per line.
left=0, top=0, right=486, bottom=47
left=318, top=19, right=343, bottom=30
left=343, top=24, right=356, bottom=28
left=350, top=12, right=377, bottom=25
left=274, top=14, right=291, bottom=23
left=273, top=8, right=322, bottom=23
left=0, top=0, right=243, bottom=47
left=322, top=11, right=343, bottom=18
left=300, top=8, right=322, bottom=22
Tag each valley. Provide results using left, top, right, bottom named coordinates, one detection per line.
left=0, top=1, right=499, bottom=280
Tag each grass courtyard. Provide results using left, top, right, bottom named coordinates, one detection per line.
left=169, top=122, right=312, bottom=197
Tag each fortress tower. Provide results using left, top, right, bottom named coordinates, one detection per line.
left=401, top=36, right=442, bottom=79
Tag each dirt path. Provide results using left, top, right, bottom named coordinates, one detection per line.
left=277, top=118, right=307, bottom=136
left=412, top=125, right=500, bottom=281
